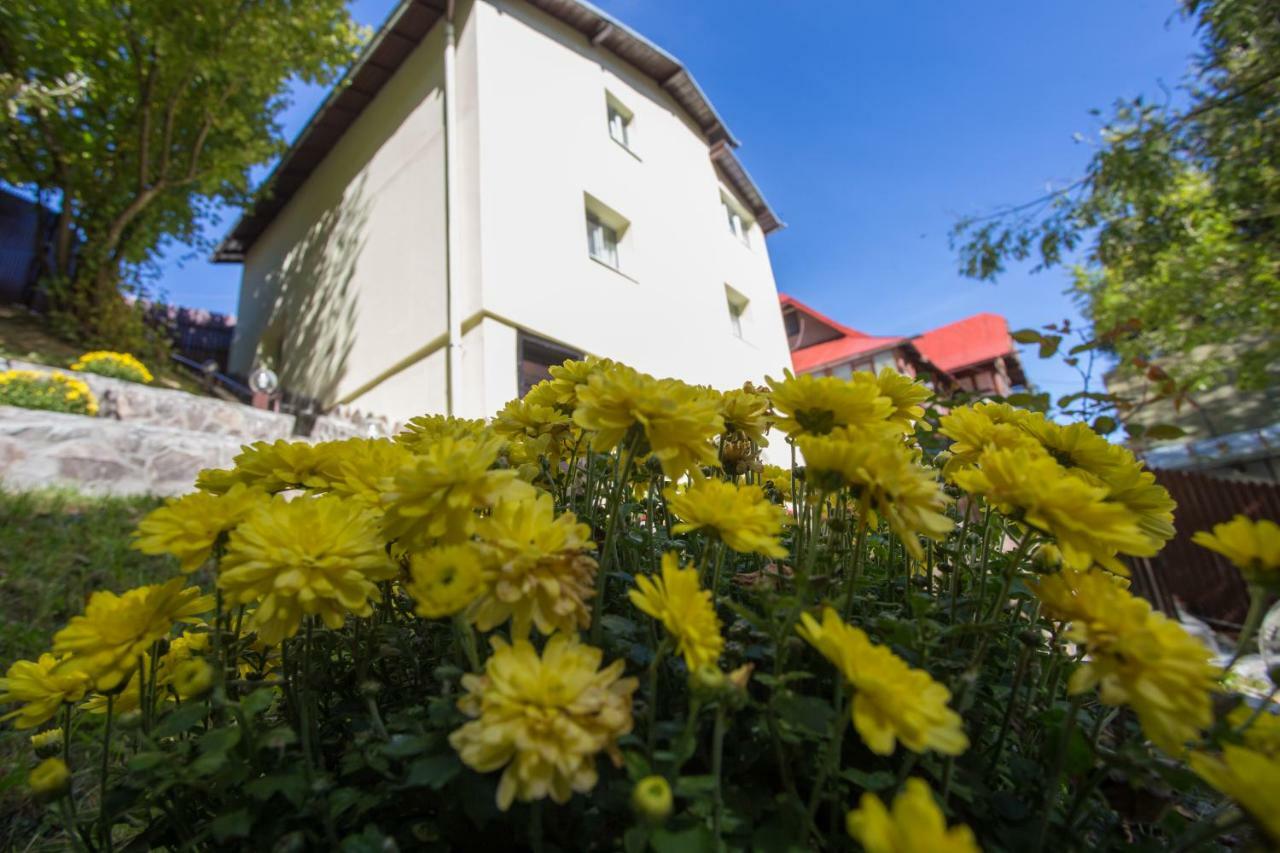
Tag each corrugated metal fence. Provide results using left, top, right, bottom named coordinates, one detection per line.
left=1129, top=469, right=1280, bottom=629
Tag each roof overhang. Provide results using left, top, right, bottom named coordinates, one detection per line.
left=214, top=0, right=781, bottom=263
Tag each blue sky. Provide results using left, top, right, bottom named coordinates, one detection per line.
left=157, top=0, right=1199, bottom=396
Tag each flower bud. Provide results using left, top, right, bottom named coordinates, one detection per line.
left=30, top=729, right=63, bottom=759
left=689, top=664, right=726, bottom=696
left=172, top=659, right=215, bottom=700
left=28, top=757, right=71, bottom=802
left=631, top=775, right=673, bottom=823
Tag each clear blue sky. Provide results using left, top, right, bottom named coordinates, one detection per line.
left=155, top=0, right=1199, bottom=396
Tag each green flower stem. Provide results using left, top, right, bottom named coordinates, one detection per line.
left=972, top=507, right=993, bottom=622
left=1032, top=693, right=1084, bottom=853
left=1227, top=583, right=1267, bottom=671
left=646, top=641, right=669, bottom=763
left=806, top=683, right=848, bottom=829
left=62, top=702, right=72, bottom=759
left=1234, top=684, right=1280, bottom=734
left=708, top=540, right=729, bottom=601
left=99, top=693, right=114, bottom=852
left=841, top=516, right=869, bottom=619
left=59, top=797, right=89, bottom=853
left=453, top=613, right=481, bottom=673
left=1168, top=805, right=1245, bottom=853
left=986, top=644, right=1032, bottom=770
left=590, top=434, right=639, bottom=645
left=711, top=704, right=728, bottom=852
left=298, top=621, right=316, bottom=777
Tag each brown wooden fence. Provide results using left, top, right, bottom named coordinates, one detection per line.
left=1128, top=469, right=1280, bottom=630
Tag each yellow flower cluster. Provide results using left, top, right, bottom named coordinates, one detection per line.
left=70, top=350, right=154, bottom=384
left=798, top=608, right=968, bottom=756
left=847, top=778, right=980, bottom=853
left=132, top=482, right=269, bottom=571
left=450, top=635, right=637, bottom=810
left=0, top=654, right=91, bottom=729
left=1032, top=568, right=1220, bottom=753
left=0, top=369, right=99, bottom=416
left=941, top=402, right=1175, bottom=573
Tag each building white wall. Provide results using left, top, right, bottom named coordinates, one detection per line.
left=471, top=0, right=794, bottom=392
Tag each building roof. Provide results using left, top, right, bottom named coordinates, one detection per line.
left=781, top=293, right=1024, bottom=384
left=213, top=0, right=781, bottom=262
left=914, top=313, right=1015, bottom=374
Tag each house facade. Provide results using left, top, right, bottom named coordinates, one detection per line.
left=781, top=294, right=1026, bottom=397
left=216, top=0, right=793, bottom=423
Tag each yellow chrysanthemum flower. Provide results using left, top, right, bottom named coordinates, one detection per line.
left=1189, top=745, right=1280, bottom=843
left=198, top=440, right=332, bottom=494
left=0, top=654, right=91, bottom=729
left=471, top=493, right=597, bottom=637
left=394, top=414, right=492, bottom=454
left=449, top=634, right=637, bottom=811
left=546, top=356, right=615, bottom=415
left=52, top=579, right=212, bottom=692
left=28, top=757, right=71, bottom=801
left=1228, top=705, right=1280, bottom=757
left=132, top=482, right=269, bottom=571
left=83, top=635, right=209, bottom=715
left=766, top=369, right=894, bottom=437
left=938, top=402, right=1037, bottom=468
left=951, top=447, right=1154, bottom=574
left=718, top=385, right=773, bottom=447
left=759, top=464, right=794, bottom=498
left=30, top=728, right=63, bottom=757
left=406, top=544, right=491, bottom=620
left=797, top=608, right=968, bottom=756
left=629, top=552, right=724, bottom=670
left=70, top=350, right=154, bottom=384
left=381, top=434, right=533, bottom=550
left=874, top=368, right=933, bottom=431
left=219, top=496, right=397, bottom=645
left=574, top=364, right=723, bottom=480
left=797, top=426, right=954, bottom=559
left=1193, top=516, right=1280, bottom=586
left=309, top=437, right=414, bottom=511
left=846, top=778, right=981, bottom=853
left=1032, top=568, right=1220, bottom=753
left=664, top=479, right=788, bottom=558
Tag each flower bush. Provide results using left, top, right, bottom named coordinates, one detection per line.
left=0, top=369, right=98, bottom=416
left=3, top=358, right=1278, bottom=851
left=69, top=350, right=154, bottom=384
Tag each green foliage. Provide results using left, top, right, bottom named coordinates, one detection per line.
left=0, top=0, right=364, bottom=348
left=952, top=0, right=1280, bottom=392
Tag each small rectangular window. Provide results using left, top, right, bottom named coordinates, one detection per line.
left=518, top=332, right=583, bottom=397
left=586, top=212, right=620, bottom=269
left=605, top=93, right=634, bottom=151
left=725, top=285, right=749, bottom=339
left=721, top=193, right=751, bottom=246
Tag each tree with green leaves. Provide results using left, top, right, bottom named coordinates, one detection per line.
left=0, top=0, right=364, bottom=351
left=953, top=0, right=1280, bottom=402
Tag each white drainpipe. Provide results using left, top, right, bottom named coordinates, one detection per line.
left=442, top=0, right=464, bottom=415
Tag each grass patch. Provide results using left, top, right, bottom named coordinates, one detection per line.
left=0, top=488, right=175, bottom=847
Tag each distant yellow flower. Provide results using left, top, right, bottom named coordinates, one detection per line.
left=1032, top=568, right=1220, bottom=753
left=202, top=440, right=331, bottom=494
left=81, top=631, right=210, bottom=715
left=30, top=728, right=63, bottom=757
left=664, top=478, right=788, bottom=558
left=70, top=350, right=153, bottom=384
left=797, top=608, right=968, bottom=756
left=846, top=778, right=980, bottom=853
left=132, top=482, right=269, bottom=571
left=938, top=402, right=1037, bottom=468
left=1228, top=704, right=1280, bottom=757
left=28, top=757, right=71, bottom=801
left=1189, top=745, right=1280, bottom=843
left=630, top=552, right=724, bottom=670
left=951, top=447, right=1153, bottom=574
left=314, top=437, right=415, bottom=511
left=52, top=579, right=213, bottom=692
left=170, top=658, right=214, bottom=699
left=874, top=368, right=933, bottom=431
left=759, top=464, right=794, bottom=498
left=406, top=544, right=491, bottom=620
left=0, top=654, right=91, bottom=729
left=718, top=386, right=773, bottom=447
left=766, top=369, right=894, bottom=437
left=492, top=393, right=575, bottom=465
left=450, top=634, right=637, bottom=810
left=797, top=426, right=954, bottom=559
left=471, top=493, right=597, bottom=637
left=395, top=414, right=491, bottom=454
left=547, top=357, right=615, bottom=414
left=1193, top=516, right=1280, bottom=585
left=219, top=496, right=397, bottom=645
left=382, top=434, right=533, bottom=549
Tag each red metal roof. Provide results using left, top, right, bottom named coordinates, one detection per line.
left=782, top=293, right=907, bottom=372
left=914, top=313, right=1014, bottom=373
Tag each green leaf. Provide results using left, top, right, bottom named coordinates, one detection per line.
left=382, top=734, right=429, bottom=759
left=154, top=701, right=208, bottom=737
left=239, top=687, right=276, bottom=718
left=1038, top=335, right=1063, bottom=358
left=1093, top=416, right=1118, bottom=435
left=127, top=752, right=169, bottom=772
left=1006, top=392, right=1050, bottom=413
left=674, top=775, right=717, bottom=797
left=600, top=614, right=640, bottom=639
left=245, top=772, right=309, bottom=806
left=1145, top=424, right=1186, bottom=440
left=651, top=825, right=716, bottom=853
left=198, top=726, right=242, bottom=756
left=840, top=768, right=894, bottom=791
left=404, top=754, right=461, bottom=790
left=1011, top=329, right=1042, bottom=344
left=773, top=692, right=835, bottom=737
left=210, top=809, right=252, bottom=842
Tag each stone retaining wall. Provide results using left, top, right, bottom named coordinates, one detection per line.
left=0, top=405, right=245, bottom=496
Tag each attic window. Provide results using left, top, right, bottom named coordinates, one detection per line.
left=584, top=193, right=630, bottom=274
left=606, top=93, right=634, bottom=151
left=725, top=285, right=749, bottom=339
left=721, top=192, right=752, bottom=246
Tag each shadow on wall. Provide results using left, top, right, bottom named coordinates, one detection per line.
left=251, top=173, right=371, bottom=409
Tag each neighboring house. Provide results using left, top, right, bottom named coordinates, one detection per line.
left=215, top=0, right=793, bottom=422
left=1107, top=343, right=1280, bottom=480
left=780, top=294, right=1026, bottom=396
left=0, top=186, right=57, bottom=307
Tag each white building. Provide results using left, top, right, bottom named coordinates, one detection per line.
left=217, top=0, right=793, bottom=423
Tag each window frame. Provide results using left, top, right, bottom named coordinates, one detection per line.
left=720, top=191, right=753, bottom=247
left=605, top=92, right=636, bottom=154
